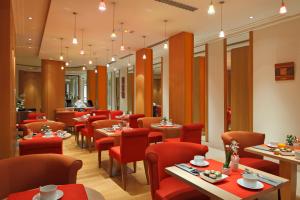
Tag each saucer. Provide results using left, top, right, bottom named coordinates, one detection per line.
left=237, top=178, right=264, bottom=190
left=32, top=190, right=64, bottom=200
left=190, top=160, right=209, bottom=167
left=266, top=143, right=277, bottom=148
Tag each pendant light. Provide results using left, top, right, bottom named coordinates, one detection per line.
left=98, top=0, right=106, bottom=12
left=111, top=2, right=117, bottom=39
left=120, top=22, right=125, bottom=51
left=142, top=35, right=147, bottom=60
left=111, top=40, right=116, bottom=62
left=72, top=12, right=78, bottom=44
left=106, top=49, right=110, bottom=67
left=65, top=46, right=70, bottom=66
left=208, top=0, right=216, bottom=15
left=279, top=0, right=287, bottom=14
left=61, top=66, right=64, bottom=70
left=88, top=44, right=93, bottom=65
left=80, top=29, right=85, bottom=55
left=59, top=38, right=64, bottom=60
left=94, top=68, right=98, bottom=73
left=218, top=1, right=225, bottom=38
left=127, top=47, right=131, bottom=66
left=82, top=65, right=86, bottom=71
left=163, top=20, right=168, bottom=50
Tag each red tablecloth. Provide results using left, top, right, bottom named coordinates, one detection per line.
left=7, top=184, right=88, bottom=200
left=190, top=159, right=272, bottom=199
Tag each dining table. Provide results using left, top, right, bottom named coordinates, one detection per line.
left=165, top=159, right=288, bottom=200
left=22, top=131, right=72, bottom=140
left=150, top=123, right=182, bottom=140
left=95, top=127, right=132, bottom=145
left=245, top=144, right=300, bottom=200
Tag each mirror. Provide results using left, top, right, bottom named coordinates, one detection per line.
left=152, top=57, right=162, bottom=117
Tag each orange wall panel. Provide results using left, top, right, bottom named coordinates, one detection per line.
left=199, top=57, right=206, bottom=127
left=169, top=32, right=194, bottom=124
left=87, top=70, right=96, bottom=105
left=97, top=66, right=107, bottom=109
left=135, top=48, right=153, bottom=116
left=41, top=59, right=65, bottom=120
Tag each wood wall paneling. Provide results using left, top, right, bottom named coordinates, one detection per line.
left=169, top=32, right=194, bottom=124
left=96, top=66, right=107, bottom=110
left=135, top=48, right=153, bottom=116
left=87, top=70, right=96, bottom=106
left=41, top=59, right=65, bottom=120
left=248, top=31, right=253, bottom=131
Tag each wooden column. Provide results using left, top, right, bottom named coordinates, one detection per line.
left=199, top=56, right=206, bottom=128
left=135, top=48, right=153, bottom=116
left=169, top=32, right=194, bottom=124
left=96, top=66, right=107, bottom=109
left=87, top=70, right=96, bottom=106
left=0, top=0, right=16, bottom=158
left=41, top=59, right=65, bottom=120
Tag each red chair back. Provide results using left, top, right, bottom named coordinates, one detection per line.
left=145, top=142, right=208, bottom=199
left=120, top=128, right=149, bottom=163
left=110, top=110, right=123, bottom=120
left=129, top=114, right=145, bottom=128
left=27, top=112, right=46, bottom=120
left=180, top=123, right=203, bottom=144
left=86, top=115, right=107, bottom=132
left=91, top=110, right=110, bottom=119
left=74, top=112, right=89, bottom=118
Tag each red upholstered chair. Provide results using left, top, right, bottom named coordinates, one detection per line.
left=74, top=112, right=89, bottom=144
left=110, top=110, right=124, bottom=120
left=145, top=142, right=209, bottom=200
left=91, top=110, right=111, bottom=119
left=129, top=114, right=145, bottom=128
left=27, top=112, right=46, bottom=120
left=137, top=117, right=163, bottom=144
left=0, top=154, right=82, bottom=199
left=19, top=137, right=63, bottom=155
left=221, top=131, right=279, bottom=175
left=22, top=121, right=65, bottom=136
left=165, top=123, right=203, bottom=144
left=80, top=115, right=107, bottom=151
left=109, top=128, right=149, bottom=190
left=93, top=119, right=123, bottom=167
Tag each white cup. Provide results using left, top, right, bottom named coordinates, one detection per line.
left=39, top=185, right=57, bottom=200
left=295, top=150, right=300, bottom=160
left=194, top=155, right=204, bottom=164
left=242, top=173, right=258, bottom=187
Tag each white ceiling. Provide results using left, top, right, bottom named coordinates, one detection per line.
left=15, top=0, right=300, bottom=68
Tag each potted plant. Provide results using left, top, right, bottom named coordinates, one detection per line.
left=286, top=134, right=297, bottom=146
left=223, top=140, right=239, bottom=175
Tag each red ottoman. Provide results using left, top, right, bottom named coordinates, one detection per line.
left=19, top=137, right=63, bottom=156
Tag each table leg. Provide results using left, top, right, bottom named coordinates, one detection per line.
left=279, top=160, right=297, bottom=200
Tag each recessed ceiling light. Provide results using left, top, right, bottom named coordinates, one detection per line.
left=249, top=16, right=254, bottom=19
left=28, top=16, right=33, bottom=20
left=28, top=38, right=32, bottom=41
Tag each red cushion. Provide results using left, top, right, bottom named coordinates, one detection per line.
left=156, top=177, right=209, bottom=200
left=109, top=146, right=121, bottom=162
left=240, top=157, right=279, bottom=175
left=95, top=137, right=115, bottom=151
left=164, top=138, right=180, bottom=143
left=19, top=138, right=63, bottom=156
left=149, top=132, right=163, bottom=143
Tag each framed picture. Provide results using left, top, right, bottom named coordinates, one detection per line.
left=275, top=62, right=295, bottom=81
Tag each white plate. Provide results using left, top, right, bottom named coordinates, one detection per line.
left=237, top=178, right=264, bottom=190
left=266, top=143, right=277, bottom=148
left=200, top=173, right=228, bottom=183
left=190, top=160, right=209, bottom=167
left=32, top=190, right=64, bottom=200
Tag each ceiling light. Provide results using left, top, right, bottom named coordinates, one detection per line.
left=249, top=16, right=254, bottom=19
left=89, top=60, right=93, bottom=65
left=28, top=46, right=32, bottom=49
left=208, top=0, right=216, bottom=15
left=218, top=1, right=225, bottom=38
left=163, top=20, right=168, bottom=50
left=98, top=0, right=106, bottom=12
left=111, top=40, right=116, bottom=62
left=82, top=66, right=86, bottom=71
left=88, top=44, right=93, bottom=65
left=94, top=68, right=98, bottom=73
left=142, top=54, right=146, bottom=60
left=110, top=2, right=117, bottom=39
left=111, top=56, right=116, bottom=62
left=106, top=63, right=110, bottom=67
left=59, top=38, right=64, bottom=60
left=72, top=12, right=78, bottom=44
left=65, top=46, right=70, bottom=66
left=127, top=62, right=131, bottom=66
left=61, top=66, right=64, bottom=70
left=219, top=30, right=225, bottom=38
left=59, top=55, right=64, bottom=60
left=80, top=29, right=85, bottom=55
left=66, top=61, right=69, bottom=66
left=142, top=35, right=147, bottom=60
left=28, top=38, right=32, bottom=41
left=106, top=49, right=110, bottom=67
left=279, top=0, right=287, bottom=14
left=163, top=43, right=168, bottom=49
left=80, top=49, right=84, bottom=55
left=120, top=45, right=125, bottom=51
left=28, top=16, right=33, bottom=20
left=120, top=22, right=125, bottom=51
left=127, top=52, right=131, bottom=66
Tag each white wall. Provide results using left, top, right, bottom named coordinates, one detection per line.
left=119, top=68, right=128, bottom=112
left=253, top=17, right=300, bottom=143
left=162, top=53, right=169, bottom=118
left=207, top=39, right=225, bottom=150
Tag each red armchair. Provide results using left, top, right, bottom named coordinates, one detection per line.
left=129, top=114, right=145, bottom=128
left=74, top=112, right=89, bottom=144
left=109, top=128, right=149, bottom=190
left=137, top=117, right=163, bottom=144
left=221, top=131, right=279, bottom=175
left=0, top=154, right=82, bottom=199
left=91, top=110, right=110, bottom=119
left=19, top=137, right=63, bottom=156
left=80, top=115, right=107, bottom=151
left=110, top=110, right=123, bottom=120
left=165, top=123, right=203, bottom=144
left=145, top=142, right=209, bottom=200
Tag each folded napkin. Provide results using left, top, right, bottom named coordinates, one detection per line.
left=253, top=145, right=271, bottom=151
left=7, top=184, right=88, bottom=200
left=175, top=163, right=200, bottom=176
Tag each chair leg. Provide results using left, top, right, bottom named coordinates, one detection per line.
left=121, top=164, right=127, bottom=190
left=98, top=151, right=102, bottom=168
left=133, top=162, right=137, bottom=173
left=277, top=189, right=281, bottom=200
left=87, top=137, right=92, bottom=152
left=143, top=160, right=149, bottom=184
left=81, top=134, right=84, bottom=148
left=109, top=156, right=113, bottom=177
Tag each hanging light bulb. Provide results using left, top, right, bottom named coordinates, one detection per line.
left=88, top=44, right=93, bottom=65
left=111, top=40, right=116, bottom=62
left=127, top=51, right=131, bottom=66
left=65, top=46, right=69, bottom=66
left=82, top=66, right=86, bottom=71
left=120, top=22, right=125, bottom=51
left=72, top=12, right=78, bottom=44
left=66, top=61, right=69, bottom=66
left=111, top=2, right=117, bottom=39
left=80, top=49, right=84, bottom=55
left=111, top=56, right=116, bottom=62
left=98, top=0, right=106, bottom=12
left=142, top=35, right=147, bottom=60
left=163, top=20, right=168, bottom=50
left=61, top=66, right=64, bottom=70
left=59, top=38, right=64, bottom=60
left=80, top=29, right=85, bottom=55
left=163, top=43, right=168, bottom=49
left=279, top=0, right=287, bottom=14
left=218, top=1, right=225, bottom=38
left=106, top=49, right=110, bottom=68
left=94, top=68, right=98, bottom=73
left=142, top=54, right=146, bottom=60
left=59, top=55, right=64, bottom=60
left=106, top=63, right=110, bottom=68
left=128, top=62, right=131, bottom=66
left=120, top=45, right=125, bottom=51
left=89, top=60, right=93, bottom=65
left=208, top=0, right=216, bottom=15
